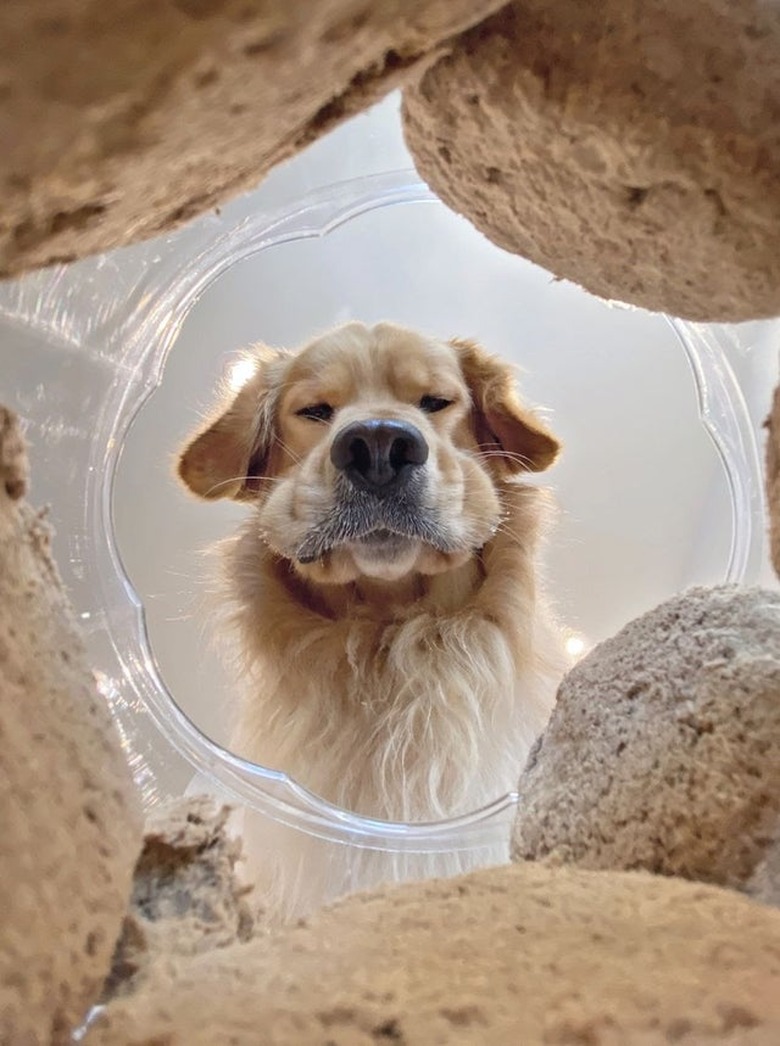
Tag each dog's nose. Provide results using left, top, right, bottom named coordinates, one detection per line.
left=330, top=419, right=429, bottom=494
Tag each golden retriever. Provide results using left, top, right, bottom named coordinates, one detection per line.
left=178, top=321, right=566, bottom=917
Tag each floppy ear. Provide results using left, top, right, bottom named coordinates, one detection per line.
left=177, top=348, right=285, bottom=500
left=451, top=338, right=560, bottom=474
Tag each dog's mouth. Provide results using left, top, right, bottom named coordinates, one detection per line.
left=351, top=528, right=416, bottom=560
left=356, top=528, right=399, bottom=545
left=294, top=480, right=460, bottom=565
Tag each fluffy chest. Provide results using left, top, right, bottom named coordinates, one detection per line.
left=234, top=604, right=528, bottom=820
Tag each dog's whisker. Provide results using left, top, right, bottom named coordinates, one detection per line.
left=199, top=475, right=253, bottom=498
left=198, top=473, right=285, bottom=498
left=492, top=522, right=529, bottom=545
left=471, top=447, right=537, bottom=470
left=472, top=445, right=535, bottom=465
left=273, top=436, right=303, bottom=466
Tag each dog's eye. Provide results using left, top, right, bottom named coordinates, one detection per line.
left=296, top=403, right=334, bottom=423
left=419, top=395, right=453, bottom=414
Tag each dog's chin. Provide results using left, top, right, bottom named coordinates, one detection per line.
left=347, top=531, right=423, bottom=581
left=290, top=533, right=476, bottom=586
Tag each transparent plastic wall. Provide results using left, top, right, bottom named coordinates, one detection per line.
left=0, top=97, right=775, bottom=909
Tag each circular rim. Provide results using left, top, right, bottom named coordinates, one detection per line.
left=82, top=170, right=765, bottom=850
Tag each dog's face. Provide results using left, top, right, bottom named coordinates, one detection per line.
left=178, top=323, right=560, bottom=585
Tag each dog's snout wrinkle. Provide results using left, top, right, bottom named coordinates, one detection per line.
left=330, top=419, right=428, bottom=495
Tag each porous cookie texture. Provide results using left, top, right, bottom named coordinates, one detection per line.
left=767, top=385, right=780, bottom=580
left=1, top=0, right=504, bottom=277
left=88, top=863, right=780, bottom=1044
left=103, top=796, right=256, bottom=1000
left=403, top=1, right=780, bottom=321
left=512, top=586, right=780, bottom=904
left=0, top=406, right=28, bottom=500
left=0, top=408, right=142, bottom=1044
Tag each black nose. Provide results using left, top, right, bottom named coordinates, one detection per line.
left=330, top=419, right=429, bottom=494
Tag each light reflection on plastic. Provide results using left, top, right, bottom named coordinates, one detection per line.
left=565, top=634, right=588, bottom=660
left=94, top=670, right=160, bottom=807
left=227, top=357, right=256, bottom=392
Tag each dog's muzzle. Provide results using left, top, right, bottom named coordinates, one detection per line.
left=293, top=421, right=465, bottom=564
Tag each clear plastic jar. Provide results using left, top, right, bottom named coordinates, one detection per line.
left=0, top=165, right=771, bottom=914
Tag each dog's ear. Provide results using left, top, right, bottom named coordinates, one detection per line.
left=177, top=348, right=286, bottom=500
left=451, top=338, right=560, bottom=474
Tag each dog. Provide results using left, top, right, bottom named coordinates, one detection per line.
left=178, top=321, right=567, bottom=918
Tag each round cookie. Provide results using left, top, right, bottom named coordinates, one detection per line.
left=0, top=408, right=141, bottom=1044
left=90, top=862, right=780, bottom=1044
left=403, top=1, right=780, bottom=321
left=0, top=0, right=504, bottom=277
left=512, top=586, right=780, bottom=903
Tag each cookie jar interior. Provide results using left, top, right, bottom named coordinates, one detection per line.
left=0, top=95, right=771, bottom=863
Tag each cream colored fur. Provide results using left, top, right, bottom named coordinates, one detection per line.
left=179, top=321, right=567, bottom=919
